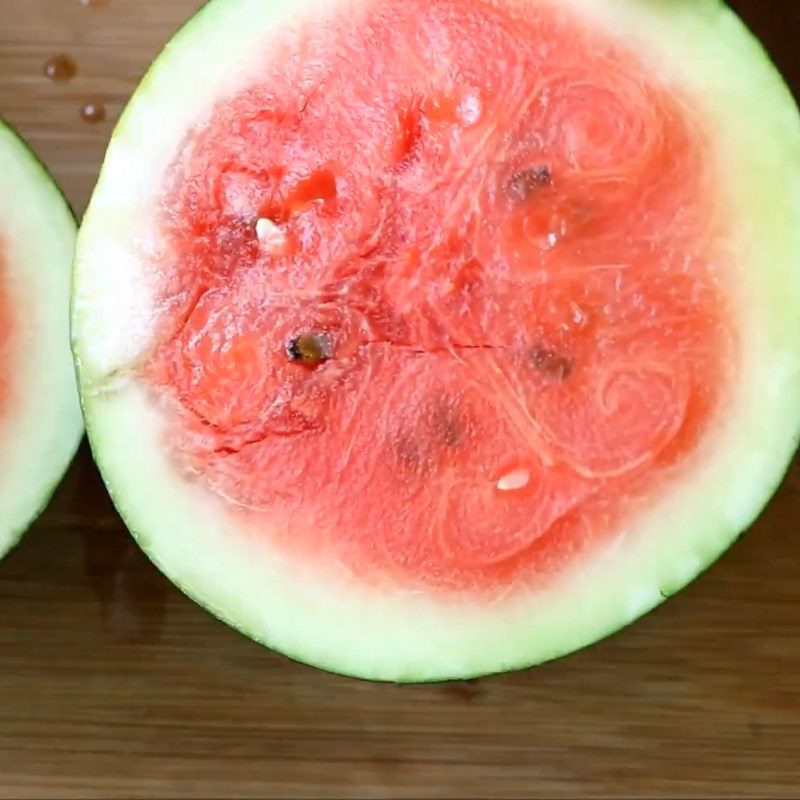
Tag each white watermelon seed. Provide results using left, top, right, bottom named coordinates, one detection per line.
left=497, top=469, right=530, bottom=492
left=256, top=217, right=285, bottom=250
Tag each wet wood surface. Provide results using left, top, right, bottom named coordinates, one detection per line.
left=0, top=1, right=799, bottom=797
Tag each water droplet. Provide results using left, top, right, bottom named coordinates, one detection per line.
left=76, top=454, right=168, bottom=644
left=44, top=54, right=77, bottom=83
left=80, top=0, right=110, bottom=8
left=82, top=529, right=169, bottom=643
left=442, top=680, right=485, bottom=702
left=79, top=102, right=106, bottom=124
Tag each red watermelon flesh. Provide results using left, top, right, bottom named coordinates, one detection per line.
left=139, top=0, right=735, bottom=593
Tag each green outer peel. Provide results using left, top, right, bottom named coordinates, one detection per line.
left=0, top=120, right=83, bottom=561
left=73, top=0, right=800, bottom=681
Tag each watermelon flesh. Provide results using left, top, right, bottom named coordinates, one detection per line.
left=142, top=0, right=733, bottom=592
left=73, top=0, right=800, bottom=680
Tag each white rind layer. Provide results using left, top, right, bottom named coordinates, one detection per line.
left=0, top=122, right=83, bottom=560
left=73, top=0, right=800, bottom=680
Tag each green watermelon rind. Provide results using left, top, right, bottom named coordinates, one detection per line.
left=72, top=0, right=800, bottom=681
left=0, top=119, right=84, bottom=562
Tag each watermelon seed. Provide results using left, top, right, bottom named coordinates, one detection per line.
left=256, top=217, right=286, bottom=250
left=286, top=333, right=333, bottom=365
left=497, top=469, right=530, bottom=492
left=528, top=346, right=573, bottom=381
left=506, top=165, right=552, bottom=203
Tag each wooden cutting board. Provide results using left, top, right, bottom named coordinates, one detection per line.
left=0, top=1, right=798, bottom=797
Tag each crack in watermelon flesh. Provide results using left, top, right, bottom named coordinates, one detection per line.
left=142, top=0, right=735, bottom=592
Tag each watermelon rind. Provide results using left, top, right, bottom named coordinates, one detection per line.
left=0, top=120, right=83, bottom=562
left=72, top=0, right=800, bottom=681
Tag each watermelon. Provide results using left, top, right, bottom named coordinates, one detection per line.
left=0, top=121, right=83, bottom=561
left=72, top=0, right=800, bottom=681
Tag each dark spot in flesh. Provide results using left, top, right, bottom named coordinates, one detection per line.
left=286, top=332, right=333, bottom=365
left=432, top=401, right=462, bottom=447
left=393, top=400, right=462, bottom=474
left=528, top=346, right=573, bottom=381
left=393, top=431, right=438, bottom=478
left=506, top=165, right=552, bottom=203
left=395, top=434, right=421, bottom=471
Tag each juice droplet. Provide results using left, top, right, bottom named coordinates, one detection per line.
left=44, top=54, right=77, bottom=84
left=79, top=102, right=107, bottom=124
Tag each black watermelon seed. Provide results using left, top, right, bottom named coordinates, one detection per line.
left=286, top=333, right=333, bottom=365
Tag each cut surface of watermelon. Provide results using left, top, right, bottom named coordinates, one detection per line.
left=0, top=121, right=83, bottom=561
left=73, top=0, right=800, bottom=680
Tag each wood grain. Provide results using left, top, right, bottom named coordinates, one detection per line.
left=1, top=1, right=799, bottom=797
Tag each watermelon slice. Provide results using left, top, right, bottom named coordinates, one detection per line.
left=72, top=0, right=800, bottom=681
left=0, top=121, right=83, bottom=561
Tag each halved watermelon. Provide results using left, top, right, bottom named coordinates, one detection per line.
left=72, top=0, right=800, bottom=681
left=0, top=121, right=83, bottom=561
